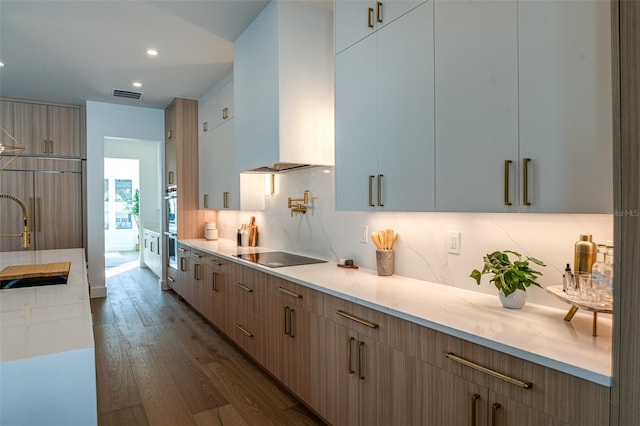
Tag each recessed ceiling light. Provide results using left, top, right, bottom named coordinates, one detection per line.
left=133, top=82, right=142, bottom=88
left=146, top=49, right=158, bottom=56
left=0, top=62, right=5, bottom=67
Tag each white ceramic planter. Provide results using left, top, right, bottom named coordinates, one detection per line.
left=498, top=289, right=528, bottom=309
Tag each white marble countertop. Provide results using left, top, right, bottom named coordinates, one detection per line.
left=183, top=238, right=612, bottom=387
left=0, top=248, right=94, bottom=363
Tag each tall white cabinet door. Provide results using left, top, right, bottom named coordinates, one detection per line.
left=518, top=0, right=612, bottom=213
left=213, top=120, right=239, bottom=210
left=335, top=0, right=377, bottom=54
left=335, top=35, right=378, bottom=211
left=198, top=130, right=216, bottom=209
left=434, top=0, right=519, bottom=212
left=377, top=1, right=435, bottom=211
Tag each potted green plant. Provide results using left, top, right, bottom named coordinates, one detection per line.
left=125, top=188, right=140, bottom=251
left=470, top=250, right=546, bottom=309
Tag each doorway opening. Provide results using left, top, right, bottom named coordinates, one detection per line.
left=104, top=157, right=140, bottom=275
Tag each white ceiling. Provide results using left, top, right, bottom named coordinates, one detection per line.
left=0, top=0, right=270, bottom=109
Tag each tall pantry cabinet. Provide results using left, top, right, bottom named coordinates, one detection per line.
left=0, top=99, right=84, bottom=252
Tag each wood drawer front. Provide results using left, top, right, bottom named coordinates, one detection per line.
left=439, top=333, right=610, bottom=425
left=230, top=265, right=268, bottom=319
left=268, top=276, right=323, bottom=314
left=323, top=297, right=411, bottom=353
left=230, top=306, right=267, bottom=366
left=206, top=254, right=227, bottom=274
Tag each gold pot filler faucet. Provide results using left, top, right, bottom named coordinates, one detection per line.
left=0, top=194, right=31, bottom=248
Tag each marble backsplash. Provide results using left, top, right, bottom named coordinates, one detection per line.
left=217, top=167, right=613, bottom=308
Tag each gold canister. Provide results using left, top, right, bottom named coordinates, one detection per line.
left=574, top=234, right=597, bottom=274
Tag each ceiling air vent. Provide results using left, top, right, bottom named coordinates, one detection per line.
left=112, top=89, right=143, bottom=100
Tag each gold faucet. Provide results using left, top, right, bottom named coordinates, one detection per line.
left=0, top=194, right=31, bottom=248
left=288, top=190, right=310, bottom=217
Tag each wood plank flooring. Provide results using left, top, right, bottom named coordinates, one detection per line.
left=92, top=259, right=325, bottom=426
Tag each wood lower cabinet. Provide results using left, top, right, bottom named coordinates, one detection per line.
left=228, top=265, right=269, bottom=365
left=175, top=244, right=191, bottom=298
left=201, top=253, right=230, bottom=334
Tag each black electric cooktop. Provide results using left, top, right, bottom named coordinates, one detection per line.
left=234, top=251, right=327, bottom=268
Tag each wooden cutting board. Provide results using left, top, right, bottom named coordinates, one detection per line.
left=0, top=262, right=71, bottom=280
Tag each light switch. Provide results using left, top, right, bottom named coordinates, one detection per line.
left=448, top=231, right=461, bottom=254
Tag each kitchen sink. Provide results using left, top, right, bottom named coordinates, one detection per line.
left=1, top=275, right=68, bottom=290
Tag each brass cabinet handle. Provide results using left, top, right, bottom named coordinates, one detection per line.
left=235, top=324, right=253, bottom=338
left=178, top=247, right=187, bottom=252
left=491, top=402, right=501, bottom=426
left=446, top=353, right=533, bottom=389
left=192, top=253, right=202, bottom=259
left=202, top=121, right=208, bottom=132
left=168, top=171, right=174, bottom=185
left=367, top=7, right=374, bottom=28
left=357, top=340, right=365, bottom=380
left=503, top=160, right=512, bottom=206
left=347, top=337, right=356, bottom=374
left=278, top=287, right=302, bottom=299
left=194, top=263, right=201, bottom=280
left=235, top=282, right=253, bottom=293
left=212, top=272, right=219, bottom=292
left=43, top=140, right=47, bottom=153
left=377, top=174, right=384, bottom=207
left=290, top=309, right=296, bottom=338
left=471, top=394, right=480, bottom=426
left=204, top=194, right=209, bottom=208
left=180, top=257, right=187, bottom=272
left=167, top=129, right=172, bottom=140
left=376, top=1, right=383, bottom=23
left=522, top=157, right=531, bottom=206
left=222, top=107, right=229, bottom=120
left=49, top=140, right=54, bottom=154
left=284, top=306, right=291, bottom=335
left=168, top=276, right=175, bottom=282
left=368, top=175, right=375, bottom=206
left=336, top=310, right=379, bottom=329
left=223, top=191, right=230, bottom=208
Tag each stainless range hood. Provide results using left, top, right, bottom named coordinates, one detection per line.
left=234, top=0, right=334, bottom=174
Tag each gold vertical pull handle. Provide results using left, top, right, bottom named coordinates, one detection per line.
left=194, top=263, right=201, bottom=280
left=212, top=272, right=218, bottom=292
left=357, top=341, right=365, bottom=380
left=168, top=171, right=174, bottom=185
left=522, top=158, right=531, bottom=206
left=49, top=140, right=54, bottom=154
left=367, top=7, right=374, bottom=28
left=290, top=309, right=296, bottom=338
left=180, top=257, right=187, bottom=272
left=503, top=160, right=512, bottom=206
left=368, top=175, right=375, bottom=206
left=377, top=174, right=383, bottom=207
left=471, top=394, right=480, bottom=426
left=223, top=191, right=230, bottom=208
left=347, top=337, right=356, bottom=374
left=204, top=194, right=209, bottom=208
left=491, top=402, right=501, bottom=426
left=43, top=140, right=47, bottom=153
left=284, top=306, right=291, bottom=335
left=376, top=2, right=383, bottom=23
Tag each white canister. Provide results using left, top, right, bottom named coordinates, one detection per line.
left=204, top=222, right=218, bottom=240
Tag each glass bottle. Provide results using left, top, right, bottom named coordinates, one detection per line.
left=591, top=244, right=608, bottom=304
left=603, top=245, right=614, bottom=303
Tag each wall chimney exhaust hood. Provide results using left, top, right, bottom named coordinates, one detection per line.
left=234, top=0, right=334, bottom=174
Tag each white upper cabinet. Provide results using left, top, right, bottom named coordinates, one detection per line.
left=434, top=0, right=519, bottom=212
left=234, top=0, right=334, bottom=173
left=334, top=0, right=426, bottom=54
left=335, top=1, right=435, bottom=211
left=435, top=0, right=612, bottom=213
left=518, top=0, right=612, bottom=213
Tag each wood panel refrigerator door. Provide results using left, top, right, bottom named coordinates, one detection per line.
left=518, top=0, right=612, bottom=213
left=377, top=0, right=435, bottom=211
left=33, top=171, right=82, bottom=250
left=434, top=0, right=519, bottom=212
left=0, top=170, right=34, bottom=252
left=335, top=34, right=378, bottom=211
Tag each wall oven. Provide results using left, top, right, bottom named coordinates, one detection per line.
left=164, top=185, right=177, bottom=270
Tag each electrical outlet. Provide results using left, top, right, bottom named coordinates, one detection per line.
left=448, top=231, right=461, bottom=254
left=360, top=225, right=369, bottom=244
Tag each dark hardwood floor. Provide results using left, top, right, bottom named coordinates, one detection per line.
left=92, top=254, right=325, bottom=426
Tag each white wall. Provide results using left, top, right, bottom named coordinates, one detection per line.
left=86, top=101, right=164, bottom=297
left=218, top=167, right=613, bottom=309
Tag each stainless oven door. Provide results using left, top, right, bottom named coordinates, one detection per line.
left=165, top=232, right=177, bottom=270
left=165, top=194, right=177, bottom=234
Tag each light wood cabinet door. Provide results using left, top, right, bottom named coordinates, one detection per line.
left=205, top=254, right=230, bottom=334
left=175, top=244, right=190, bottom=298
left=165, top=139, right=177, bottom=186
left=13, top=102, right=48, bottom=157
left=33, top=171, right=82, bottom=250
left=47, top=105, right=80, bottom=157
